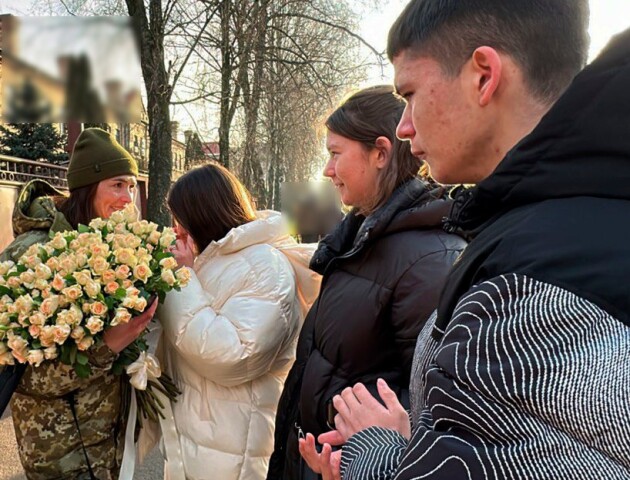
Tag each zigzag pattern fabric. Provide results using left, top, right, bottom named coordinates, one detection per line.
left=341, top=274, right=630, bottom=479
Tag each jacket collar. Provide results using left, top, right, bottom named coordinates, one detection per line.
left=310, top=178, right=451, bottom=274
left=194, top=210, right=291, bottom=269
left=13, top=180, right=72, bottom=237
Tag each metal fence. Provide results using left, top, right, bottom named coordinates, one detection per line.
left=0, top=154, right=68, bottom=189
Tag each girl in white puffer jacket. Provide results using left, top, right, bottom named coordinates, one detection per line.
left=158, top=164, right=321, bottom=480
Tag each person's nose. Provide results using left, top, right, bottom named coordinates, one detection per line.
left=396, top=105, right=416, bottom=140
left=120, top=187, right=133, bottom=204
left=323, top=157, right=335, bottom=179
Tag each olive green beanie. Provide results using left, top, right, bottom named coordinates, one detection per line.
left=66, top=128, right=139, bottom=191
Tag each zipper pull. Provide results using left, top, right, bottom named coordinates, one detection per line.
left=295, top=422, right=305, bottom=440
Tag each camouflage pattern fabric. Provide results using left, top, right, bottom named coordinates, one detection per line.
left=1, top=180, right=126, bottom=479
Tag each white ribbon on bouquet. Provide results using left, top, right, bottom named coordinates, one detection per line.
left=118, top=352, right=185, bottom=480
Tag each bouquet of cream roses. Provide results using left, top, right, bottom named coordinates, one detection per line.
left=0, top=203, right=190, bottom=421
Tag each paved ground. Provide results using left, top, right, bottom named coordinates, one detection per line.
left=0, top=409, right=164, bottom=480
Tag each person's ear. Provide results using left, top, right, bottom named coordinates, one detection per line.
left=469, top=46, right=503, bottom=107
left=373, top=136, right=393, bottom=169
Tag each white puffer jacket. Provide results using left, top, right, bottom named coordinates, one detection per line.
left=159, top=211, right=320, bottom=480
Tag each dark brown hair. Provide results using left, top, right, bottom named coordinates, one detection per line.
left=326, top=85, right=423, bottom=214
left=167, top=164, right=257, bottom=253
left=387, top=0, right=589, bottom=104
left=55, top=183, right=99, bottom=229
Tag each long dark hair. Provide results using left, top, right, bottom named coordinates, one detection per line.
left=167, top=164, right=256, bottom=253
left=55, top=183, right=99, bottom=229
left=326, top=85, right=424, bottom=214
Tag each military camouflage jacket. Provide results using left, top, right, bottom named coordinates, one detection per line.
left=1, top=181, right=125, bottom=480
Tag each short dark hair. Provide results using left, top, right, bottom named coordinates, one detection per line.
left=388, top=0, right=590, bottom=103
left=55, top=183, right=99, bottom=229
left=326, top=85, right=424, bottom=214
left=167, top=164, right=257, bottom=253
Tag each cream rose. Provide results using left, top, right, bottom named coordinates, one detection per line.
left=34, top=279, right=49, bottom=291
left=51, top=274, right=65, bottom=292
left=85, top=316, right=104, bottom=335
left=22, top=255, right=41, bottom=269
left=28, top=325, right=41, bottom=338
left=113, top=223, right=128, bottom=234
left=0, top=351, right=15, bottom=365
left=133, top=264, right=152, bottom=283
left=0, top=261, right=15, bottom=276
left=115, top=249, right=138, bottom=268
left=133, top=297, right=148, bottom=312
left=126, top=287, right=140, bottom=297
left=88, top=256, right=110, bottom=275
left=89, top=217, right=107, bottom=230
left=0, top=312, right=11, bottom=326
left=62, top=285, right=83, bottom=301
left=68, top=304, right=83, bottom=325
left=40, top=295, right=60, bottom=317
left=109, top=210, right=125, bottom=224
left=159, top=257, right=178, bottom=270
left=26, top=349, right=45, bottom=367
left=159, top=230, right=177, bottom=248
left=29, top=311, right=47, bottom=326
left=101, top=269, right=117, bottom=283
left=7, top=334, right=28, bottom=355
left=122, top=295, right=138, bottom=309
left=84, top=281, right=101, bottom=299
left=59, top=256, right=78, bottom=275
left=161, top=269, right=176, bottom=286
left=124, top=233, right=142, bottom=249
left=111, top=307, right=132, bottom=326
left=46, top=257, right=60, bottom=271
left=39, top=326, right=56, bottom=348
left=147, top=230, right=161, bottom=245
left=50, top=234, right=67, bottom=250
left=105, top=282, right=121, bottom=295
left=115, top=264, right=130, bottom=280
left=90, top=301, right=108, bottom=317
left=19, top=270, right=36, bottom=285
left=76, top=253, right=88, bottom=268
left=71, top=326, right=86, bottom=341
left=77, top=336, right=94, bottom=351
left=43, top=346, right=58, bottom=360
left=14, top=294, right=34, bottom=316
left=7, top=276, right=22, bottom=289
left=53, top=324, right=72, bottom=344
left=90, top=243, right=110, bottom=258
left=72, top=270, right=92, bottom=286
left=175, top=267, right=191, bottom=286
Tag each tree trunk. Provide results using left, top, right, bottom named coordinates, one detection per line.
left=126, top=0, right=173, bottom=227
left=241, top=0, right=268, bottom=207
left=218, top=0, right=232, bottom=169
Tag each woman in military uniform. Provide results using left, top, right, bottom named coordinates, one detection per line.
left=0, top=128, right=155, bottom=480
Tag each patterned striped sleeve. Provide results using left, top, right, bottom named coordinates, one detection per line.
left=343, top=274, right=630, bottom=479
left=341, top=427, right=408, bottom=480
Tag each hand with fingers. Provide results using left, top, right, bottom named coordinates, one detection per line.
left=298, top=432, right=341, bottom=480
left=103, top=297, right=159, bottom=353
left=171, top=235, right=196, bottom=268
left=318, top=378, right=412, bottom=447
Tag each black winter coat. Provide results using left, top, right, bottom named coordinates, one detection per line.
left=267, top=178, right=467, bottom=479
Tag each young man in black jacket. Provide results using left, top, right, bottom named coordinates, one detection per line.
left=301, top=0, right=630, bottom=478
